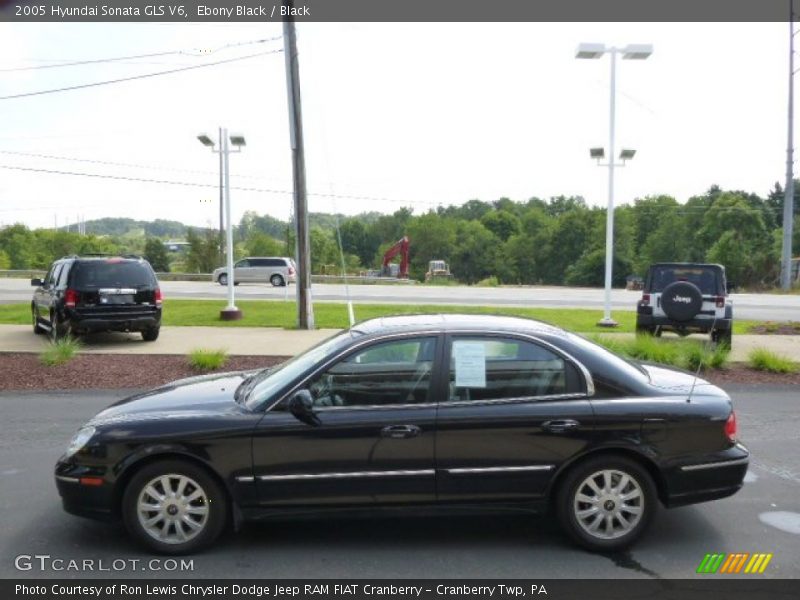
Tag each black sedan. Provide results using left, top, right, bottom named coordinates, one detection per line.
left=55, top=314, right=749, bottom=554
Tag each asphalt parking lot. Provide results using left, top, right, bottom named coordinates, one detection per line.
left=0, top=385, right=797, bottom=580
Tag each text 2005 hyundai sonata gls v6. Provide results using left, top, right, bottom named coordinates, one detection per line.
left=55, top=315, right=749, bottom=554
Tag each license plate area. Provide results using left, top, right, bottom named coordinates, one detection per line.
left=99, top=294, right=134, bottom=305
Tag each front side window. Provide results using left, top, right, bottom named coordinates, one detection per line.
left=47, top=263, right=62, bottom=287
left=448, top=336, right=567, bottom=402
left=235, top=260, right=250, bottom=268
left=306, top=337, right=437, bottom=408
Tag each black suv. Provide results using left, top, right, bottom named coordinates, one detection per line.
left=635, top=262, right=732, bottom=346
left=31, top=255, right=162, bottom=341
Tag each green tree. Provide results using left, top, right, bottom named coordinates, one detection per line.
left=185, top=228, right=220, bottom=273
left=144, top=237, right=170, bottom=272
left=245, top=232, right=283, bottom=257
left=480, top=210, right=521, bottom=242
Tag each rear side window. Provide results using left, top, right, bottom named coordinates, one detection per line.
left=264, top=258, right=285, bottom=267
left=447, top=336, right=571, bottom=402
left=649, top=267, right=720, bottom=295
left=70, top=261, right=156, bottom=288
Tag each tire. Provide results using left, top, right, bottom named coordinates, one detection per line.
left=32, top=309, right=46, bottom=335
left=122, top=459, right=227, bottom=555
left=712, top=328, right=732, bottom=349
left=218, top=274, right=228, bottom=286
left=141, top=327, right=160, bottom=342
left=556, top=455, right=657, bottom=552
left=635, top=323, right=653, bottom=336
left=270, top=274, right=285, bottom=287
left=49, top=313, right=70, bottom=342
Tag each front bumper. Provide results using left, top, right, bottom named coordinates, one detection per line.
left=55, top=460, right=117, bottom=522
left=663, top=442, right=749, bottom=508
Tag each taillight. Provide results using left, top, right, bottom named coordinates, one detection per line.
left=641, top=293, right=650, bottom=306
left=288, top=267, right=295, bottom=276
left=715, top=296, right=725, bottom=308
left=154, top=288, right=163, bottom=305
left=64, top=288, right=79, bottom=308
left=724, top=411, right=737, bottom=442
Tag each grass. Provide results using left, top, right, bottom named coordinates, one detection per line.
left=187, top=348, right=229, bottom=372
left=591, top=334, right=731, bottom=371
left=0, top=300, right=767, bottom=334
left=747, top=347, right=798, bottom=373
left=39, top=337, right=81, bottom=366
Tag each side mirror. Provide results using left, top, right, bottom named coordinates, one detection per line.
left=288, top=389, right=320, bottom=426
left=31, top=278, right=44, bottom=287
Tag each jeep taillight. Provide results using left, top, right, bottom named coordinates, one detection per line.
left=715, top=296, right=725, bottom=308
left=64, top=288, right=79, bottom=308
left=154, top=288, right=163, bottom=305
left=641, top=293, right=650, bottom=306
left=725, top=411, right=737, bottom=442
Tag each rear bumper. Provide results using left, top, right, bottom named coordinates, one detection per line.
left=636, top=311, right=731, bottom=332
left=663, top=443, right=749, bottom=508
left=67, top=309, right=161, bottom=333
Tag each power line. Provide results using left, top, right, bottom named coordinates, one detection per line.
left=0, top=36, right=283, bottom=72
left=0, top=48, right=283, bottom=101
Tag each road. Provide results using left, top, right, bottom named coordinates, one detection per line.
left=0, top=385, right=797, bottom=579
left=2, top=278, right=799, bottom=321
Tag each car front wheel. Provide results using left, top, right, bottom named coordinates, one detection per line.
left=557, top=456, right=656, bottom=552
left=122, top=460, right=227, bottom=555
left=32, top=309, right=46, bottom=335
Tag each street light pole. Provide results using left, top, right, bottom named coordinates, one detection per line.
left=576, top=43, right=652, bottom=327
left=601, top=49, right=618, bottom=327
left=198, top=130, right=245, bottom=321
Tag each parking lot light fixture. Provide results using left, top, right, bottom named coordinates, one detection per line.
left=577, top=42, right=652, bottom=327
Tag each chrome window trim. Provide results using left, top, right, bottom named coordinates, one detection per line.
left=314, top=402, right=439, bottom=412
left=442, top=392, right=587, bottom=408
left=680, top=457, right=749, bottom=472
left=444, top=329, right=596, bottom=399
left=446, top=465, right=554, bottom=475
left=263, top=327, right=595, bottom=413
left=257, top=469, right=435, bottom=481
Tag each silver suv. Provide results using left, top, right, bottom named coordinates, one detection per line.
left=212, top=257, right=296, bottom=287
left=636, top=262, right=732, bottom=346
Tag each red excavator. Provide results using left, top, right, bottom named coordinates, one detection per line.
left=381, top=236, right=410, bottom=278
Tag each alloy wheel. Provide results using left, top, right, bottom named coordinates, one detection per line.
left=136, top=474, right=210, bottom=545
left=573, top=469, right=644, bottom=540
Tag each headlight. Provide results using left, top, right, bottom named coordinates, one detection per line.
left=65, top=426, right=96, bottom=458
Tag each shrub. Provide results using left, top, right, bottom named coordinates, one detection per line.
left=748, top=348, right=798, bottom=373
left=475, top=276, right=499, bottom=288
left=188, top=348, right=229, bottom=371
left=39, top=337, right=81, bottom=366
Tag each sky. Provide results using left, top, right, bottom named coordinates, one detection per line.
left=0, top=22, right=792, bottom=232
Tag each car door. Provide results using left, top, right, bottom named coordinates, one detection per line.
left=435, top=333, right=595, bottom=502
left=251, top=334, right=442, bottom=507
left=233, top=259, right=253, bottom=283
left=34, top=262, right=62, bottom=326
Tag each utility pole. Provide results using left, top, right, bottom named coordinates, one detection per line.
left=283, top=2, right=315, bottom=329
left=782, top=0, right=796, bottom=290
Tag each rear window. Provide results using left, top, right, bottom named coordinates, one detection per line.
left=70, top=261, right=156, bottom=288
left=649, top=267, right=720, bottom=295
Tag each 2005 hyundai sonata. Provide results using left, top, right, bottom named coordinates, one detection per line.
left=55, top=314, right=749, bottom=554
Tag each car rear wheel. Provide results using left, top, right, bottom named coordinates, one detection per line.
left=557, top=455, right=656, bottom=552
left=711, top=328, right=732, bottom=348
left=270, top=274, right=285, bottom=287
left=141, top=326, right=160, bottom=342
left=217, top=274, right=228, bottom=286
left=49, top=313, right=71, bottom=342
left=122, top=460, right=227, bottom=555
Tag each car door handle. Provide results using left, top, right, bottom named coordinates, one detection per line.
left=542, top=419, right=580, bottom=433
left=381, top=424, right=421, bottom=439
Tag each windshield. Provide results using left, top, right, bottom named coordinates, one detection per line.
left=72, top=261, right=155, bottom=288
left=245, top=330, right=358, bottom=410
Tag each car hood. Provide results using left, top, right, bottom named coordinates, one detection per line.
left=88, top=371, right=254, bottom=426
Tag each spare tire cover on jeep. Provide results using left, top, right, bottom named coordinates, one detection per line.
left=660, top=281, right=703, bottom=322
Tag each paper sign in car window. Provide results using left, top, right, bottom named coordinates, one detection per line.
left=454, top=341, right=486, bottom=388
